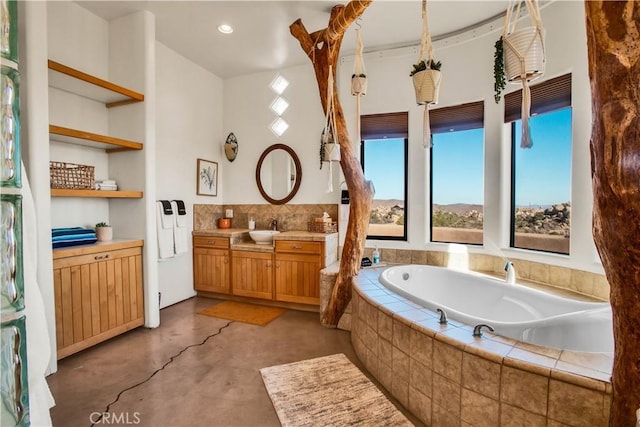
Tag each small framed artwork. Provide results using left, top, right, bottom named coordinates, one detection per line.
left=196, top=158, right=218, bottom=196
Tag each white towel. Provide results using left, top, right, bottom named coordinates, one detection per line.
left=171, top=200, right=188, bottom=256
left=156, top=201, right=175, bottom=260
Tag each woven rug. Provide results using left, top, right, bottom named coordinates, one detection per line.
left=260, top=353, right=412, bottom=426
left=198, top=301, right=286, bottom=326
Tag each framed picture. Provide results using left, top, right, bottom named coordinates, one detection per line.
left=196, top=158, right=218, bottom=196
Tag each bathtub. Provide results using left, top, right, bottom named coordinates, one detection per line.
left=379, top=265, right=613, bottom=353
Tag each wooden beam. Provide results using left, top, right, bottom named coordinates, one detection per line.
left=290, top=1, right=373, bottom=326
left=584, top=1, right=640, bottom=425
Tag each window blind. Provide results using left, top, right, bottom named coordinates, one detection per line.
left=430, top=101, right=484, bottom=134
left=504, top=73, right=572, bottom=122
left=361, top=111, right=409, bottom=140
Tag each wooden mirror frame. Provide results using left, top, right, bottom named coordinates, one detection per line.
left=255, top=143, right=302, bottom=205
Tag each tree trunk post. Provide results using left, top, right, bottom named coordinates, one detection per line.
left=290, top=0, right=373, bottom=326
left=584, top=2, right=640, bottom=425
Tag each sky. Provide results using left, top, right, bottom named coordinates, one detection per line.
left=362, top=108, right=572, bottom=206
left=362, top=138, right=406, bottom=200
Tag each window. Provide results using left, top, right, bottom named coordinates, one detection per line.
left=360, top=112, right=408, bottom=240
left=508, top=74, right=572, bottom=254
left=430, top=101, right=485, bottom=245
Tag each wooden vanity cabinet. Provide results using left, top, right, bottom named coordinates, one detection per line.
left=193, top=237, right=230, bottom=294
left=52, top=241, right=144, bottom=359
left=274, top=240, right=324, bottom=305
left=231, top=251, right=274, bottom=300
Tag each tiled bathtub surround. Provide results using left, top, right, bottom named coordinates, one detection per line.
left=350, top=267, right=613, bottom=427
left=359, top=247, right=610, bottom=302
left=194, top=204, right=338, bottom=232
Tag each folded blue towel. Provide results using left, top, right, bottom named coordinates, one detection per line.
left=52, top=227, right=97, bottom=248
left=52, top=233, right=96, bottom=242
left=52, top=227, right=95, bottom=237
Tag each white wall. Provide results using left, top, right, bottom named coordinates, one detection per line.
left=223, top=64, right=341, bottom=204
left=333, top=1, right=598, bottom=273
left=155, top=42, right=224, bottom=308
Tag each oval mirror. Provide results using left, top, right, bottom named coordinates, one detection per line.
left=256, top=144, right=302, bottom=205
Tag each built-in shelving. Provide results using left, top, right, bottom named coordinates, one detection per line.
left=47, top=60, right=145, bottom=200
left=51, top=189, right=143, bottom=199
left=49, top=125, right=143, bottom=152
left=47, top=60, right=144, bottom=108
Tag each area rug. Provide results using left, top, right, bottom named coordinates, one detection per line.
left=198, top=301, right=286, bottom=326
left=260, top=353, right=412, bottom=426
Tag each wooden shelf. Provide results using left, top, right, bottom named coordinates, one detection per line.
left=48, top=60, right=144, bottom=108
left=49, top=125, right=143, bottom=152
left=51, top=189, right=143, bottom=199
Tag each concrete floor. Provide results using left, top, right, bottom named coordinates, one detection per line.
left=47, top=297, right=421, bottom=427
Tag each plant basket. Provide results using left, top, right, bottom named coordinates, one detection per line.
left=322, top=142, right=341, bottom=162
left=412, top=69, right=441, bottom=105
left=351, top=76, right=367, bottom=96
left=307, top=221, right=337, bottom=234
left=96, top=226, right=112, bottom=242
left=504, top=26, right=545, bottom=82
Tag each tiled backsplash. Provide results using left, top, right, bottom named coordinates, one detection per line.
left=194, top=204, right=338, bottom=232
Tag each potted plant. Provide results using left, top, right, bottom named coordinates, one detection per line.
left=351, top=73, right=367, bottom=96
left=493, top=37, right=506, bottom=103
left=410, top=59, right=442, bottom=105
left=95, top=222, right=112, bottom=242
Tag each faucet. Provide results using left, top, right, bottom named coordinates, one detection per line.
left=504, top=261, right=516, bottom=284
left=270, top=218, right=278, bottom=231
left=473, top=324, right=495, bottom=337
left=436, top=308, right=448, bottom=325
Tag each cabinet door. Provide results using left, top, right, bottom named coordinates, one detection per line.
left=193, top=247, right=230, bottom=294
left=274, top=253, right=321, bottom=305
left=53, top=246, right=144, bottom=359
left=231, top=251, right=273, bottom=300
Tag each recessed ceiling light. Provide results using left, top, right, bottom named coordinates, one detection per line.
left=217, top=24, right=233, bottom=34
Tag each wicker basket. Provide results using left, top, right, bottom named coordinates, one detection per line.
left=307, top=221, right=337, bottom=234
left=50, top=161, right=95, bottom=189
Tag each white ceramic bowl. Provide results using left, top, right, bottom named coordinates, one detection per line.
left=249, top=230, right=280, bottom=245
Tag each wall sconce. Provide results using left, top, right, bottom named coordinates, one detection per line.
left=224, top=132, right=238, bottom=162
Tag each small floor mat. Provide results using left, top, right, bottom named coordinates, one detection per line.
left=198, top=301, right=286, bottom=326
left=260, top=353, right=412, bottom=426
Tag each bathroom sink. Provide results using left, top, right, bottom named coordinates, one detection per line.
left=249, top=230, right=280, bottom=245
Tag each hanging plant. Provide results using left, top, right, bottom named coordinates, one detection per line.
left=409, top=59, right=442, bottom=76
left=411, top=0, right=440, bottom=148
left=501, top=0, right=546, bottom=148
left=351, top=73, right=367, bottom=96
left=493, top=37, right=506, bottom=103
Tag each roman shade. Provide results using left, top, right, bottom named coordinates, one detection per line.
left=504, top=73, right=572, bottom=122
left=361, top=111, right=409, bottom=140
left=430, top=101, right=484, bottom=134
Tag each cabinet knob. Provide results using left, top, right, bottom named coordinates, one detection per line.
left=266, top=263, right=272, bottom=268
left=95, top=254, right=110, bottom=260
left=291, top=245, right=303, bottom=250
left=224, top=258, right=229, bottom=264
left=207, top=240, right=215, bottom=245
left=275, top=263, right=280, bottom=268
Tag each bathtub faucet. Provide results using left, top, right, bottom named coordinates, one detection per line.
left=436, top=308, right=448, bottom=325
left=473, top=324, right=495, bottom=338
left=504, top=261, right=516, bottom=284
